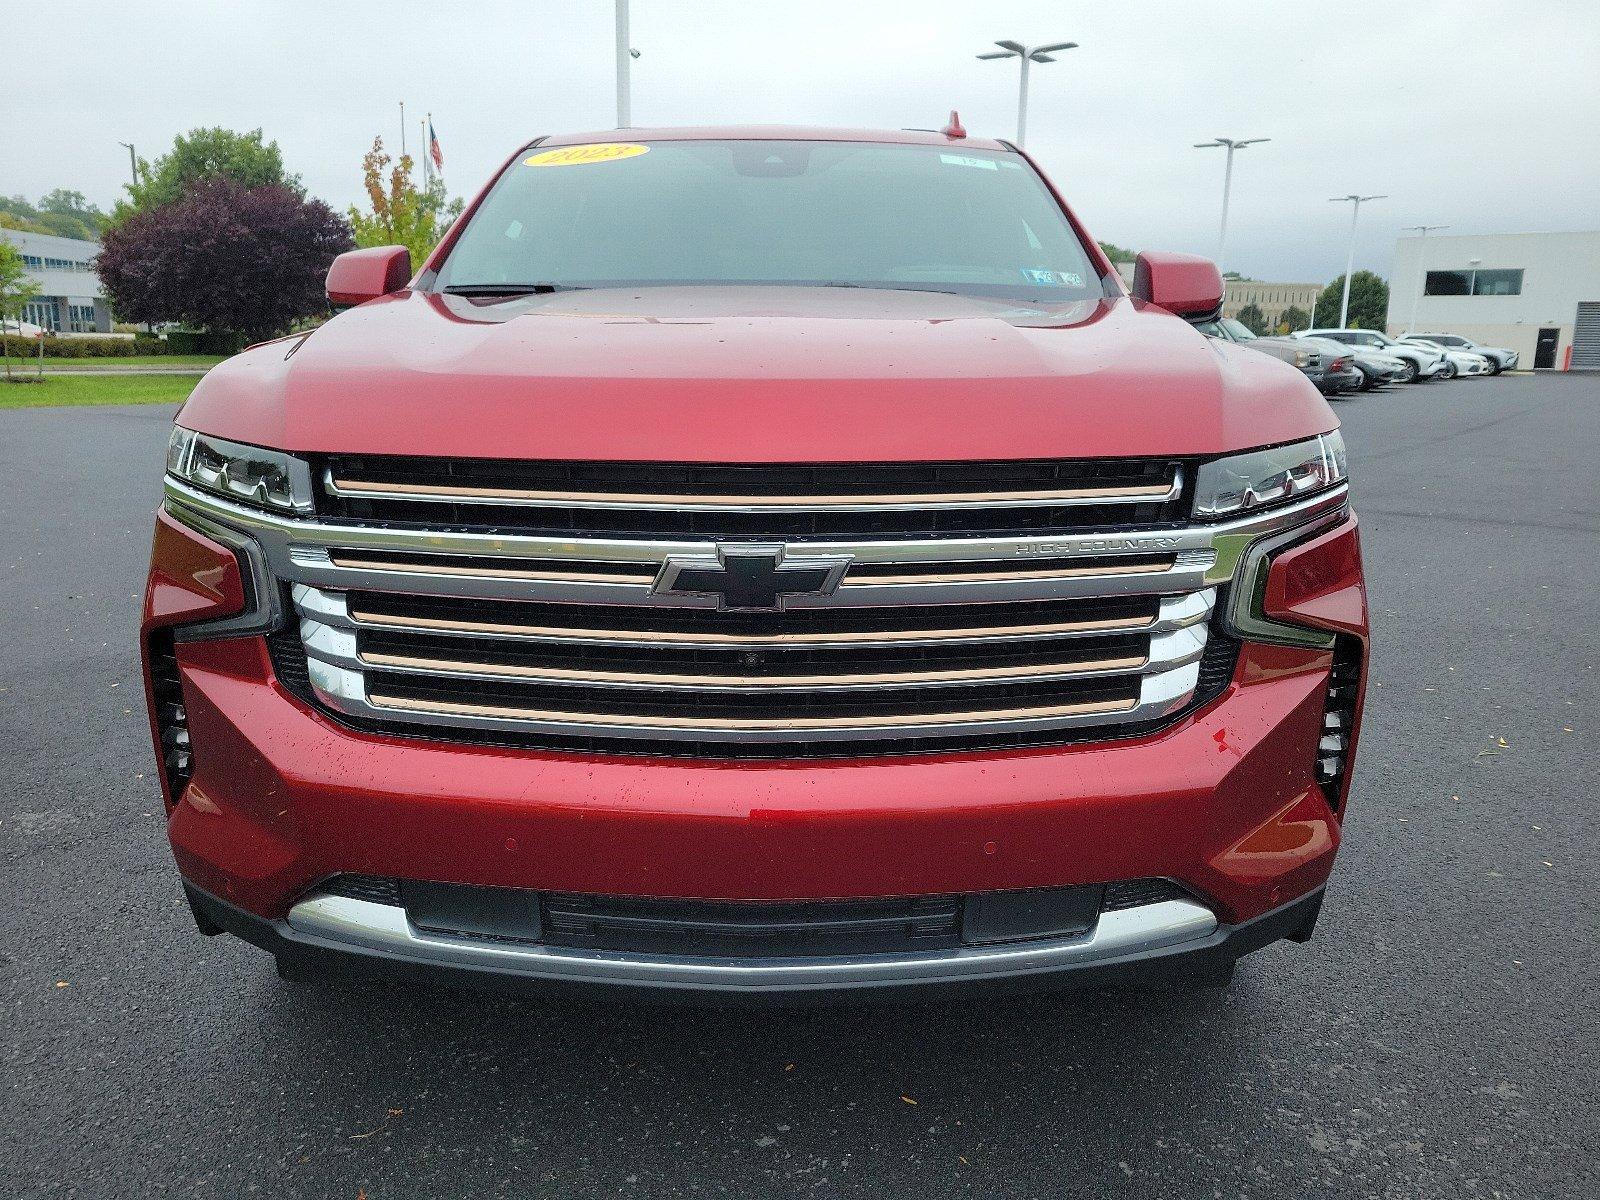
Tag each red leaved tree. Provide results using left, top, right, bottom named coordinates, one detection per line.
left=97, top=178, right=352, bottom=343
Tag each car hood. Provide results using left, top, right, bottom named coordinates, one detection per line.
left=180, top=286, right=1336, bottom=462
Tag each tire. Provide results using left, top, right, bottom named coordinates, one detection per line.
left=1399, top=360, right=1419, bottom=384
left=1441, top=361, right=1457, bottom=380
left=1487, top=358, right=1502, bottom=375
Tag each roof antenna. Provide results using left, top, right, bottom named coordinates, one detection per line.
left=941, top=110, right=967, bottom=139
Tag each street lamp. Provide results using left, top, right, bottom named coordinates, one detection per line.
left=1329, top=193, right=1387, bottom=328
left=976, top=39, right=1078, bottom=146
left=615, top=0, right=641, bottom=127
left=1192, top=137, right=1269, bottom=274
left=117, top=142, right=138, bottom=189
left=1400, top=223, right=1449, bottom=335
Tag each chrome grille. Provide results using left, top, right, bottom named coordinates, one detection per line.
left=295, top=580, right=1212, bottom=745
left=165, top=463, right=1351, bottom=758
left=288, top=451, right=1217, bottom=752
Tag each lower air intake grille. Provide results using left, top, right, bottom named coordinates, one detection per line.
left=321, top=874, right=403, bottom=905
left=1315, top=638, right=1362, bottom=809
left=542, top=892, right=963, bottom=957
left=147, top=632, right=193, bottom=800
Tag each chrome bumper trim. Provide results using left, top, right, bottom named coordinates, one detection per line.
left=284, top=893, right=1219, bottom=993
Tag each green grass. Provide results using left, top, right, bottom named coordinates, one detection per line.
left=0, top=373, right=199, bottom=408
left=15, top=354, right=227, bottom=368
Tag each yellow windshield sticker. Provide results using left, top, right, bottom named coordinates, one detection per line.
left=525, top=143, right=650, bottom=167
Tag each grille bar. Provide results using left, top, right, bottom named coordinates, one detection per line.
left=297, top=586, right=1214, bottom=650
left=325, top=470, right=1182, bottom=512
left=316, top=455, right=1189, bottom=540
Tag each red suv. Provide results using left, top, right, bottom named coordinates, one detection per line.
left=143, top=127, right=1367, bottom=1000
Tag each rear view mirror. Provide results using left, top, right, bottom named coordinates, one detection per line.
left=326, top=246, right=412, bottom=310
left=1131, top=251, right=1224, bottom=323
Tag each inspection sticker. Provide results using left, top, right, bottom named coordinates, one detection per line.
left=526, top=143, right=650, bottom=167
left=939, top=153, right=999, bottom=171
left=1020, top=268, right=1085, bottom=287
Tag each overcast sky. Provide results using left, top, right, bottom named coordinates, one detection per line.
left=9, top=1, right=1598, bottom=283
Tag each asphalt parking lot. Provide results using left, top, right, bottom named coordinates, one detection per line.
left=3, top=373, right=1596, bottom=1199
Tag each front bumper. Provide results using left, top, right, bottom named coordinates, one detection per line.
left=163, top=630, right=1349, bottom=928
left=146, top=482, right=1367, bottom=999
left=186, top=880, right=1325, bottom=1002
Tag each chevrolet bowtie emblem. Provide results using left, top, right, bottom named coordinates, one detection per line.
left=653, top=544, right=853, bottom=611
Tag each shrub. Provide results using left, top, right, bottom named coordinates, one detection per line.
left=0, top=334, right=182, bottom=358
left=163, top=329, right=247, bottom=355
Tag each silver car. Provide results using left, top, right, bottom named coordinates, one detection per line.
left=1412, top=333, right=1519, bottom=374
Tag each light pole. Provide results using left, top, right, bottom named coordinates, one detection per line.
left=976, top=39, right=1078, bottom=146
left=1401, top=223, right=1449, bottom=335
left=1329, top=193, right=1386, bottom=328
left=1193, top=137, right=1269, bottom=273
left=117, top=142, right=138, bottom=189
left=615, top=0, right=642, bottom=127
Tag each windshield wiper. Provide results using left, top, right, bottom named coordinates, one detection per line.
left=442, top=283, right=587, bottom=297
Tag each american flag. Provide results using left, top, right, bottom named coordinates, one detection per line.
left=428, top=120, right=443, bottom=173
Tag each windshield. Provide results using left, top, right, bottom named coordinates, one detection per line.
left=1219, top=318, right=1257, bottom=341
left=435, top=139, right=1103, bottom=301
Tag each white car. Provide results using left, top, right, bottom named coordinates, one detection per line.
left=1301, top=329, right=1448, bottom=383
left=1399, top=338, right=1492, bottom=379
left=1412, top=333, right=1519, bottom=374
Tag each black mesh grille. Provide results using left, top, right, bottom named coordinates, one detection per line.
left=1103, top=878, right=1191, bottom=911
left=543, top=892, right=963, bottom=957
left=321, top=874, right=403, bottom=905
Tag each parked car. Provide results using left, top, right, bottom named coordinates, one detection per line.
left=1398, top=337, right=1492, bottom=379
left=1411, top=333, right=1518, bottom=373
left=145, top=126, right=1367, bottom=1001
left=1195, top=316, right=1337, bottom=393
left=1302, top=337, right=1364, bottom=396
left=1348, top=348, right=1411, bottom=391
left=1302, top=328, right=1446, bottom=382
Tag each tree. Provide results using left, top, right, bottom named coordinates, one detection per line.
left=1097, top=241, right=1136, bottom=264
left=348, top=137, right=464, bottom=267
left=97, top=178, right=352, bottom=343
left=119, top=128, right=302, bottom=218
left=0, top=240, right=43, bottom=379
left=1314, top=271, right=1389, bottom=329
left=1281, top=304, right=1310, bottom=334
left=0, top=191, right=108, bottom=240
left=1236, top=303, right=1267, bottom=335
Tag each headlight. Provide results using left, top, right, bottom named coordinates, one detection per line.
left=1193, top=432, right=1346, bottom=519
left=167, top=427, right=314, bottom=515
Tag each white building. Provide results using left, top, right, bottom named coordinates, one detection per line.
left=1387, top=230, right=1600, bottom=370
left=0, top=228, right=111, bottom=333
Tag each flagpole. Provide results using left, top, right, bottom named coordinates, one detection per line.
left=421, top=118, right=430, bottom=187
left=399, top=101, right=407, bottom=158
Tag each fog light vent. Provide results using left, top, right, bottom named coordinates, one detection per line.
left=148, top=633, right=193, bottom=799
left=1315, top=641, right=1362, bottom=808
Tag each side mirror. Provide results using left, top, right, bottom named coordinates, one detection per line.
left=326, top=246, right=412, bottom=310
left=1131, top=251, right=1224, bottom=323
